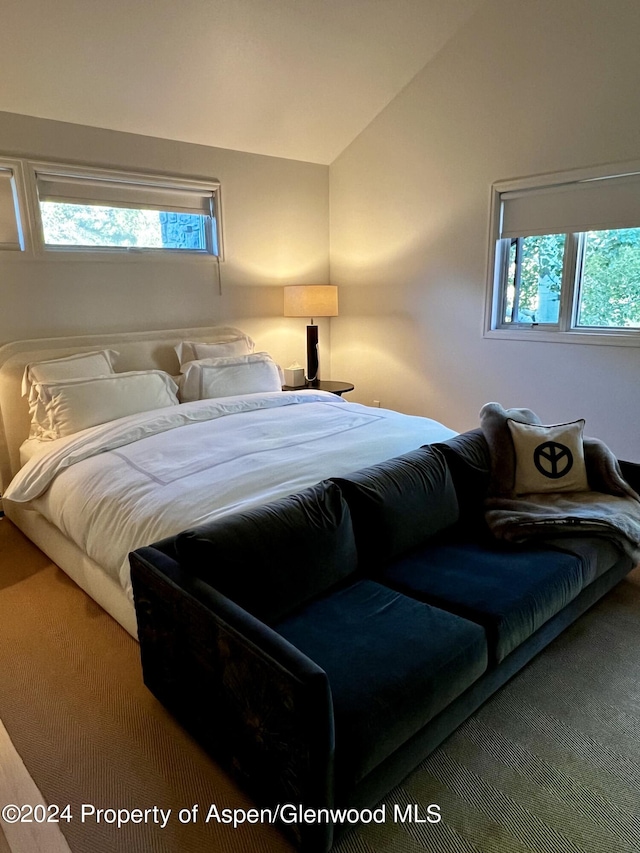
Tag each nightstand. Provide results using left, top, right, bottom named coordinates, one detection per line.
left=283, top=380, right=354, bottom=397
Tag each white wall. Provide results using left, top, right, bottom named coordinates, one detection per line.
left=329, top=0, right=640, bottom=460
left=0, top=111, right=329, bottom=368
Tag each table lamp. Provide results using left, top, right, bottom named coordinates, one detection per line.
left=283, top=285, right=338, bottom=386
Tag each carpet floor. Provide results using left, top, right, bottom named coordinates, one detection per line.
left=1, top=517, right=639, bottom=853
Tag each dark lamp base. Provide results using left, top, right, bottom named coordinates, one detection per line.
left=306, top=324, right=319, bottom=383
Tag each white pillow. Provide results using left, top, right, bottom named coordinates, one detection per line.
left=507, top=418, right=589, bottom=495
left=175, top=330, right=255, bottom=367
left=22, top=350, right=117, bottom=390
left=33, top=370, right=179, bottom=439
left=180, top=353, right=282, bottom=402
left=22, top=350, right=118, bottom=438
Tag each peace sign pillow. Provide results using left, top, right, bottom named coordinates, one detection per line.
left=506, top=419, right=589, bottom=495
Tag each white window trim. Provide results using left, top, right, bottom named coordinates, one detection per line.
left=0, top=158, right=33, bottom=254
left=484, top=158, right=640, bottom=347
left=6, top=159, right=224, bottom=262
left=28, top=161, right=223, bottom=259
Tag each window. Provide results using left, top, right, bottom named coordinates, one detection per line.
left=33, top=166, right=220, bottom=255
left=0, top=165, right=24, bottom=251
left=503, top=234, right=565, bottom=325
left=576, top=228, right=640, bottom=328
left=487, top=166, right=640, bottom=343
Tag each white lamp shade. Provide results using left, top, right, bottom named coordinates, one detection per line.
left=283, top=285, right=338, bottom=318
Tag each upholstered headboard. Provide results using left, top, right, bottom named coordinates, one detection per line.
left=0, top=325, right=249, bottom=493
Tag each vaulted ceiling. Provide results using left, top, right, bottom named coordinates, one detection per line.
left=0, top=0, right=482, bottom=164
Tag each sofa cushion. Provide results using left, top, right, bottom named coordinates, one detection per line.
left=175, top=480, right=358, bottom=623
left=435, top=429, right=491, bottom=489
left=332, top=446, right=459, bottom=569
left=540, top=535, right=626, bottom=586
left=507, top=418, right=589, bottom=495
left=379, top=540, right=586, bottom=664
left=274, top=579, right=487, bottom=795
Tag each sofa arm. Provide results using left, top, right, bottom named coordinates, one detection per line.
left=130, top=547, right=335, bottom=852
left=619, top=460, right=640, bottom=495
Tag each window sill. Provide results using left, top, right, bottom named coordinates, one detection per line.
left=483, top=328, right=640, bottom=348
left=11, top=248, right=224, bottom=264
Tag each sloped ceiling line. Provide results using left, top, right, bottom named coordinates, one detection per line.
left=0, top=0, right=483, bottom=164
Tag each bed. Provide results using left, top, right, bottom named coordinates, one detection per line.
left=0, top=327, right=456, bottom=638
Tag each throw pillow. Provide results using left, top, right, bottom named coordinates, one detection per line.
left=507, top=419, right=589, bottom=495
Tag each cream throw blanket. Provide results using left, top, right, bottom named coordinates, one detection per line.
left=480, top=402, right=640, bottom=561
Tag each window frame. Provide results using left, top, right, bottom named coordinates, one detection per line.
left=0, top=158, right=31, bottom=254
left=484, top=160, right=640, bottom=347
left=22, top=161, right=224, bottom=262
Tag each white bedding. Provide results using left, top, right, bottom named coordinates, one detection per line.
left=19, top=438, right=53, bottom=466
left=5, top=390, right=456, bottom=601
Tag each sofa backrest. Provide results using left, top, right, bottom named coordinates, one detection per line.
left=331, top=445, right=459, bottom=569
left=175, top=480, right=358, bottom=623
left=434, top=430, right=492, bottom=528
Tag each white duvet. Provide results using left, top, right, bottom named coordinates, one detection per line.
left=5, top=390, right=456, bottom=599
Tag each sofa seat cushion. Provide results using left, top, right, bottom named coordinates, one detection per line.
left=274, top=579, right=487, bottom=795
left=539, top=536, right=625, bottom=586
left=379, top=542, right=586, bottom=664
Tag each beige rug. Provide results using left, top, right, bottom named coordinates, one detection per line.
left=0, top=518, right=292, bottom=853
left=0, top=826, right=12, bottom=853
left=1, top=517, right=639, bottom=853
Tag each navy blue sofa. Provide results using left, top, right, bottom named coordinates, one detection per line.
left=129, top=430, right=639, bottom=852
